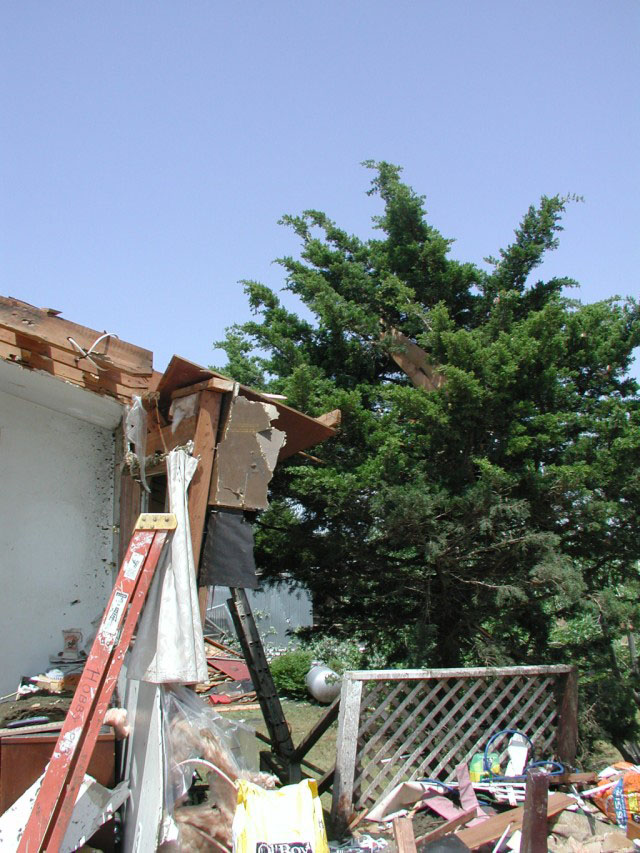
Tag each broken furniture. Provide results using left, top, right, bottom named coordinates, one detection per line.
left=331, top=665, right=578, bottom=833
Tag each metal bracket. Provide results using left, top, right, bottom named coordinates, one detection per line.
left=135, top=513, right=177, bottom=530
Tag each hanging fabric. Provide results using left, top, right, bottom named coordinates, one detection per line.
left=128, top=448, right=208, bottom=684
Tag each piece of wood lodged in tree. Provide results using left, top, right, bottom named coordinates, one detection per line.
left=383, top=327, right=445, bottom=392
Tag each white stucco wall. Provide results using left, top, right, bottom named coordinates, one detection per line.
left=0, top=386, right=117, bottom=695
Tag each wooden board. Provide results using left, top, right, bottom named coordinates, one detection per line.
left=0, top=296, right=152, bottom=375
left=392, top=817, right=417, bottom=853
left=455, top=792, right=573, bottom=849
left=0, top=340, right=146, bottom=404
left=155, top=355, right=217, bottom=410
left=154, top=356, right=336, bottom=460
left=145, top=414, right=198, bottom=457
left=0, top=328, right=150, bottom=389
left=188, top=390, right=223, bottom=569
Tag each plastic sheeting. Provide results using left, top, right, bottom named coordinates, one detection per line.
left=128, top=448, right=207, bottom=684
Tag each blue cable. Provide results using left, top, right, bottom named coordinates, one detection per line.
left=482, top=729, right=565, bottom=781
left=416, top=778, right=458, bottom=795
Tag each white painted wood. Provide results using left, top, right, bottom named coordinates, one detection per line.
left=0, top=771, right=129, bottom=853
left=331, top=667, right=577, bottom=823
left=342, top=666, right=573, bottom=680
left=0, top=383, right=118, bottom=695
left=331, top=675, right=363, bottom=831
left=0, top=358, right=123, bottom=429
left=119, top=675, right=165, bottom=853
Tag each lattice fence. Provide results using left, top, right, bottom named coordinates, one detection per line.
left=331, top=666, right=577, bottom=829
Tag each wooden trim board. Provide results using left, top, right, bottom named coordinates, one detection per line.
left=455, top=792, right=573, bottom=849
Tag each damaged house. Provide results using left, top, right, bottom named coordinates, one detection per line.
left=0, top=296, right=338, bottom=850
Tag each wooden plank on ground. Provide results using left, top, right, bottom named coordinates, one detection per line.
left=392, top=817, right=417, bottom=853
left=415, top=808, right=476, bottom=845
left=456, top=792, right=573, bottom=850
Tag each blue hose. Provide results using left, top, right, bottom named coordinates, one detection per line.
left=482, top=729, right=565, bottom=781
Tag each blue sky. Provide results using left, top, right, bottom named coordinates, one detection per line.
left=2, top=2, right=638, bottom=376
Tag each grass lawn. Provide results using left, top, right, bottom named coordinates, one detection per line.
left=225, top=698, right=338, bottom=772
left=223, top=698, right=339, bottom=813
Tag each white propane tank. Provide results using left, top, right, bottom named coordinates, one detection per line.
left=305, top=664, right=341, bottom=703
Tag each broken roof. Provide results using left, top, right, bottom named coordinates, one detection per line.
left=0, top=297, right=337, bottom=457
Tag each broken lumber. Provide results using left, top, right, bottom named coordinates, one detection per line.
left=455, top=792, right=573, bottom=850
left=392, top=816, right=417, bottom=853
left=520, top=768, right=549, bottom=853
left=415, top=808, right=477, bottom=845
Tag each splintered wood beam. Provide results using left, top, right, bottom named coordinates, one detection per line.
left=315, top=409, right=341, bottom=429
left=188, top=390, right=223, bottom=569
left=392, top=817, right=417, bottom=853
left=0, top=295, right=152, bottom=375
left=171, top=377, right=235, bottom=400
left=145, top=415, right=198, bottom=457
left=384, top=327, right=445, bottom=391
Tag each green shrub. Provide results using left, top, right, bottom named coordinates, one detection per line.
left=269, top=649, right=313, bottom=699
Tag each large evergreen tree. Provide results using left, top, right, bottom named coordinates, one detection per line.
left=216, top=162, right=640, bottom=749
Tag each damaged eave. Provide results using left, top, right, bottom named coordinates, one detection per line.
left=0, top=296, right=153, bottom=406
left=154, top=355, right=339, bottom=461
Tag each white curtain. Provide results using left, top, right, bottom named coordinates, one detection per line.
left=128, top=448, right=208, bottom=684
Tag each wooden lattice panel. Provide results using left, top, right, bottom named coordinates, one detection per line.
left=331, top=666, right=577, bottom=830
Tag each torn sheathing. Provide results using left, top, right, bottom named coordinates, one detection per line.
left=210, top=395, right=286, bottom=511
left=1, top=303, right=339, bottom=849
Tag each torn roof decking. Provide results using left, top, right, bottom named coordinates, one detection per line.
left=0, top=297, right=153, bottom=405
left=155, top=355, right=336, bottom=460
left=0, top=298, right=337, bottom=459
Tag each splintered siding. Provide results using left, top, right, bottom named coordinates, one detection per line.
left=207, top=582, right=313, bottom=649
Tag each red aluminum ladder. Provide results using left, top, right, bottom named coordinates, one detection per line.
left=17, top=513, right=177, bottom=853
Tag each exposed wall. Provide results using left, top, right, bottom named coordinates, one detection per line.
left=0, top=388, right=116, bottom=695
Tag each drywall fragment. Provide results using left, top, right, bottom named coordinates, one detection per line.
left=0, top=771, right=129, bottom=853
left=210, top=396, right=286, bottom=510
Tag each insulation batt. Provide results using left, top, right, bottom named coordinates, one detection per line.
left=103, top=707, right=130, bottom=739
left=167, top=718, right=277, bottom=852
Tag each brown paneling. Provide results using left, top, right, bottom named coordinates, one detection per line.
left=0, top=731, right=115, bottom=813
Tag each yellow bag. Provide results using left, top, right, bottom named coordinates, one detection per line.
left=232, top=779, right=329, bottom=853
